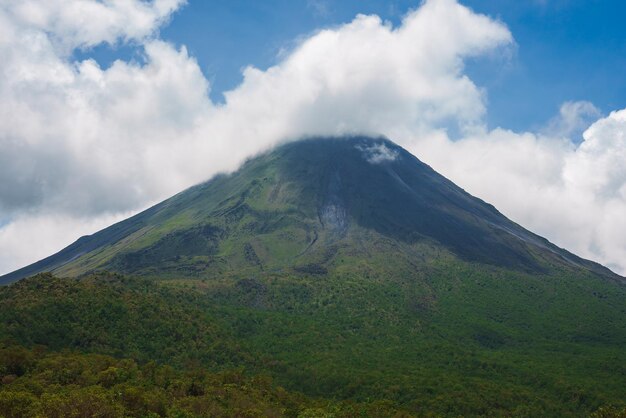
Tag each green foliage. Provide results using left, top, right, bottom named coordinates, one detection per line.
left=0, top=346, right=409, bottom=417
left=1, top=269, right=625, bottom=417
left=0, top=273, right=249, bottom=367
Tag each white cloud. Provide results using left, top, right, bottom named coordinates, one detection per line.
left=543, top=100, right=602, bottom=141
left=357, top=143, right=399, bottom=164
left=1, top=0, right=626, bottom=277
left=1, top=0, right=185, bottom=53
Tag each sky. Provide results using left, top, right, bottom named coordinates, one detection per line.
left=159, top=0, right=626, bottom=133
left=1, top=0, right=626, bottom=275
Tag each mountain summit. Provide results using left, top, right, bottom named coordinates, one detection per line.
left=1, top=136, right=618, bottom=284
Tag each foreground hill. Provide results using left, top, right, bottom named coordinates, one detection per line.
left=1, top=137, right=625, bottom=416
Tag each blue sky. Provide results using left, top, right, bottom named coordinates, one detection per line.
left=139, top=0, right=625, bottom=133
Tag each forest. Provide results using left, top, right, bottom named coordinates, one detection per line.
left=1, top=272, right=625, bottom=417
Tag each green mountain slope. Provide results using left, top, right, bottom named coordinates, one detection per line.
left=1, top=137, right=625, bottom=416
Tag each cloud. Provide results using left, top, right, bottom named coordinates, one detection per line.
left=1, top=0, right=185, bottom=53
left=0, top=39, right=210, bottom=216
left=201, top=0, right=512, bottom=169
left=1, top=0, right=626, bottom=277
left=357, top=143, right=399, bottom=164
left=543, top=100, right=602, bottom=141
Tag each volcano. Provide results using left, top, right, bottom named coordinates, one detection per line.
left=0, top=136, right=618, bottom=283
